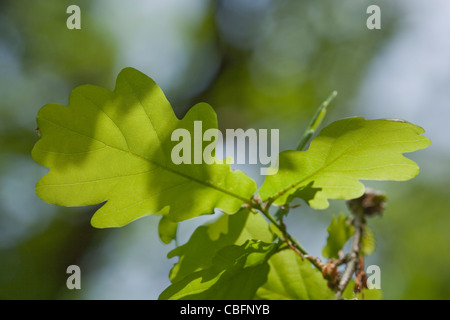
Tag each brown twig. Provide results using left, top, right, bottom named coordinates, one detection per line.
left=334, top=190, right=384, bottom=299
left=338, top=189, right=386, bottom=298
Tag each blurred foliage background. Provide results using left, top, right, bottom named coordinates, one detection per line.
left=0, top=0, right=449, bottom=299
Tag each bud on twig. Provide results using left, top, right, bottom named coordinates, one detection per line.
left=347, top=188, right=387, bottom=217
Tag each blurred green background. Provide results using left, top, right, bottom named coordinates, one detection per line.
left=0, top=0, right=449, bottom=299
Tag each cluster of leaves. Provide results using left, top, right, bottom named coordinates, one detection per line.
left=32, top=68, right=430, bottom=299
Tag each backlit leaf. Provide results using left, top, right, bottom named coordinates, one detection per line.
left=255, top=249, right=335, bottom=300
left=159, top=240, right=277, bottom=300
left=322, top=213, right=354, bottom=259
left=165, top=208, right=333, bottom=300
left=260, top=117, right=430, bottom=208
left=32, top=68, right=257, bottom=227
left=168, top=208, right=274, bottom=283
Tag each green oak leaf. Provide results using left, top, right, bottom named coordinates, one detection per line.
left=322, top=214, right=376, bottom=259
left=159, top=240, right=277, bottom=300
left=32, top=67, right=257, bottom=228
left=360, top=225, right=376, bottom=256
left=322, top=213, right=354, bottom=259
left=168, top=207, right=274, bottom=283
left=166, top=208, right=334, bottom=300
left=255, top=249, right=335, bottom=300
left=259, top=117, right=431, bottom=208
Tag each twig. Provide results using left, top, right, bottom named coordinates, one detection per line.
left=253, top=203, right=324, bottom=273
left=335, top=206, right=365, bottom=299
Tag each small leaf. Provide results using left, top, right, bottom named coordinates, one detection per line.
left=360, top=226, right=376, bottom=256
left=342, top=281, right=383, bottom=300
left=32, top=67, right=257, bottom=228
left=159, top=240, right=277, bottom=300
left=322, top=213, right=354, bottom=259
left=259, top=117, right=430, bottom=208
